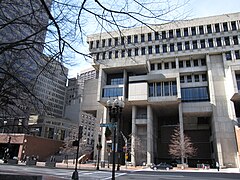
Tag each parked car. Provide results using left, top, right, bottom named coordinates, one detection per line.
left=150, top=162, right=173, bottom=170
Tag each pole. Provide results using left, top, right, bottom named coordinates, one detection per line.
left=112, top=126, right=116, bottom=180
left=96, top=145, right=100, bottom=170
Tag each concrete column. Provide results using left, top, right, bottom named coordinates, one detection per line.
left=123, top=69, right=127, bottom=99
left=131, top=105, right=137, bottom=166
left=100, top=108, right=107, bottom=161
left=147, top=105, right=153, bottom=165
left=178, top=103, right=184, bottom=164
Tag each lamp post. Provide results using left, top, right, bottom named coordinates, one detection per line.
left=106, top=98, right=124, bottom=180
left=96, top=134, right=102, bottom=170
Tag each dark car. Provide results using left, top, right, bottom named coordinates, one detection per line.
left=150, top=162, right=173, bottom=170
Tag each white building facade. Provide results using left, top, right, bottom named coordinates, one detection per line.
left=87, top=13, right=240, bottom=167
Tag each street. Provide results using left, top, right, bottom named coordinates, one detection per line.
left=0, top=164, right=240, bottom=180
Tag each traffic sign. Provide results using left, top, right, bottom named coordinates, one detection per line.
left=100, top=123, right=116, bottom=127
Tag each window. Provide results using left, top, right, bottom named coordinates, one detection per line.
left=164, top=62, right=169, bottom=69
left=187, top=75, right=192, bottom=82
left=108, top=38, right=112, bottom=46
left=202, top=74, right=207, bottom=81
left=121, top=37, right=124, bottom=45
left=194, top=75, right=199, bottom=82
left=96, top=53, right=99, bottom=60
left=114, top=38, right=118, bottom=46
left=233, top=36, right=239, bottom=45
left=201, top=58, right=206, bottom=66
left=184, top=28, right=188, bottom=37
left=157, top=63, right=162, bottom=70
left=148, top=33, right=152, bottom=41
left=134, top=35, right=138, bottom=43
left=199, top=26, right=204, bottom=35
left=207, top=25, right=212, bottom=33
left=193, top=40, right=198, bottom=49
left=150, top=64, right=155, bottom=71
left=102, top=87, right=123, bottom=97
left=162, top=31, right=166, bottom=39
left=128, top=49, right=132, bottom=57
left=102, top=52, right=106, bottom=60
left=208, top=38, right=214, bottom=47
left=185, top=41, right=190, bottom=50
left=224, top=37, right=230, bottom=46
left=169, top=30, right=174, bottom=38
left=226, top=51, right=232, bottom=60
left=180, top=76, right=185, bottom=83
left=109, top=51, right=112, bottom=59
left=223, top=22, right=228, bottom=32
left=149, top=83, right=154, bottom=97
left=215, top=23, right=220, bottom=33
left=176, top=29, right=181, bottom=37
left=186, top=60, right=191, bottom=67
left=148, top=46, right=152, bottom=54
left=191, top=27, right=196, bottom=35
left=96, top=40, right=99, bottom=48
left=194, top=59, right=199, bottom=66
left=90, top=41, right=93, bottom=49
left=127, top=36, right=131, bottom=44
left=141, top=47, right=146, bottom=55
left=171, top=62, right=176, bottom=69
left=179, top=61, right=183, bottom=68
left=102, top=39, right=105, bottom=47
left=156, top=82, right=162, bottom=96
left=115, top=50, right=118, bottom=58
left=216, top=38, right=222, bottom=47
left=135, top=48, right=139, bottom=56
left=235, top=50, right=240, bottom=59
left=141, top=34, right=145, bottom=42
left=170, top=43, right=174, bottom=52
left=200, top=39, right=205, bottom=48
left=107, top=74, right=123, bottom=85
left=177, top=42, right=182, bottom=51
left=121, top=50, right=125, bottom=57
left=231, top=21, right=237, bottom=31
left=236, top=74, right=240, bottom=90
left=155, top=32, right=159, bottom=40
left=181, top=87, right=209, bottom=102
left=155, top=45, right=160, bottom=54
left=162, top=44, right=167, bottom=53
left=164, top=82, right=170, bottom=96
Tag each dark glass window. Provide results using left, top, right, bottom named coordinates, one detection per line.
left=141, top=34, right=145, bottom=42
left=121, top=37, right=124, bottom=45
left=180, top=76, right=185, bottom=83
left=108, top=38, right=112, bottom=46
left=102, top=52, right=106, bottom=60
left=157, top=63, right=162, bottom=70
left=128, top=49, right=132, bottom=57
left=231, top=21, right=237, bottom=31
left=181, top=87, right=209, bottom=102
left=216, top=38, right=222, bottom=47
left=102, top=39, right=105, bottom=47
left=184, top=28, right=188, bottom=37
left=199, top=26, right=204, bottom=34
left=96, top=40, right=100, bottom=48
left=185, top=41, right=190, bottom=50
left=235, top=50, right=240, bottom=59
left=176, top=29, right=181, bottom=37
left=135, top=48, right=139, bottom=56
left=194, top=59, right=199, bottom=66
left=208, top=38, right=214, bottom=47
left=202, top=74, right=207, bottom=81
left=96, top=53, right=99, bottom=60
left=177, top=42, right=182, bottom=51
left=169, top=30, right=174, bottom=38
left=233, top=36, right=239, bottom=45
left=164, top=82, right=169, bottom=96
left=102, top=87, right=123, bottom=97
left=224, top=37, right=230, bottom=46
left=155, top=32, right=159, bottom=40
left=207, top=25, right=212, bottom=33
left=141, top=47, right=146, bottom=55
left=127, top=36, right=131, bottom=44
left=162, top=31, right=166, bottom=39
left=201, top=58, right=206, bottom=66
left=226, top=51, right=232, bottom=60
left=107, top=74, right=123, bottom=85
left=200, top=39, right=205, bottom=48
left=109, top=51, right=112, bottom=59
left=187, top=75, right=192, bottom=82
left=215, top=24, right=220, bottom=32
left=155, top=45, right=160, bottom=54
left=193, top=40, right=198, bottom=49
left=171, top=62, right=176, bottom=69
left=236, top=74, right=240, bottom=90
left=121, top=50, right=125, bottom=57
left=134, top=35, right=138, bottom=43
left=148, top=33, right=152, bottom=41
left=179, top=61, right=183, bottom=68
left=90, top=41, right=93, bottom=49
left=191, top=27, right=196, bottom=35
left=150, top=64, right=155, bottom=71
left=164, top=62, right=169, bottom=69
left=186, top=60, right=191, bottom=67
left=114, top=38, right=118, bottom=46
left=223, top=22, right=228, bottom=32
left=156, top=82, right=161, bottom=96
left=162, top=44, right=167, bottom=53
left=148, top=46, right=152, bottom=54
left=149, top=83, right=154, bottom=97
left=170, top=43, right=174, bottom=52
left=172, top=82, right=177, bottom=97
left=194, top=75, right=199, bottom=82
left=115, top=50, right=118, bottom=58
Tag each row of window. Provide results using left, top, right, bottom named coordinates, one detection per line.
left=102, top=87, right=123, bottom=97
left=90, top=21, right=239, bottom=49
left=95, top=36, right=239, bottom=60
left=149, top=81, right=177, bottom=97
left=225, top=50, right=240, bottom=60
left=180, top=74, right=207, bottom=83
left=181, top=87, right=209, bottom=102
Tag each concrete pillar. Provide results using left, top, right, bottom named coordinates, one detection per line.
left=100, top=108, right=107, bottom=161
left=131, top=105, right=136, bottom=166
left=178, top=103, right=184, bottom=164
left=147, top=105, right=153, bottom=165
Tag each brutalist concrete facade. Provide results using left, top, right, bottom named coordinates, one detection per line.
left=87, top=12, right=240, bottom=168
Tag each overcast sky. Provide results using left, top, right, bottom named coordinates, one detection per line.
left=67, top=0, right=240, bottom=78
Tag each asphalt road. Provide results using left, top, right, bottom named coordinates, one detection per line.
left=0, top=164, right=239, bottom=180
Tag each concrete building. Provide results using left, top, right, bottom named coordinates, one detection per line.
left=87, top=12, right=240, bottom=168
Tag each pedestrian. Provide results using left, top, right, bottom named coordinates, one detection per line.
left=216, top=162, right=219, bottom=171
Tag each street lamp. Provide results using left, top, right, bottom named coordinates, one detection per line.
left=106, top=98, right=125, bottom=180
left=96, top=134, right=102, bottom=170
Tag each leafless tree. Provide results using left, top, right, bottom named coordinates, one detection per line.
left=169, top=126, right=197, bottom=164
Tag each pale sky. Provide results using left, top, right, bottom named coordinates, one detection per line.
left=67, top=0, right=240, bottom=78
